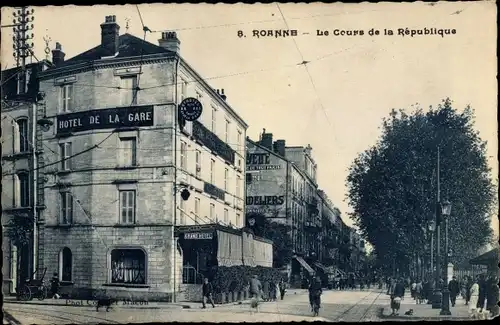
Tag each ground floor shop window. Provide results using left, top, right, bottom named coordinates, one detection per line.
left=110, top=249, right=146, bottom=284
left=59, top=247, right=72, bottom=282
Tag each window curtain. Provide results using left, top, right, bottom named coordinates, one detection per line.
left=242, top=231, right=256, bottom=267
left=216, top=230, right=243, bottom=267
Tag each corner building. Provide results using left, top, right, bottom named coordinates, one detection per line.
left=37, top=16, right=257, bottom=301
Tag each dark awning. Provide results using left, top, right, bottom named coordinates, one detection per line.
left=469, top=247, right=500, bottom=266
left=294, top=256, right=315, bottom=275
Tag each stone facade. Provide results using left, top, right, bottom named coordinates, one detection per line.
left=35, top=16, right=248, bottom=301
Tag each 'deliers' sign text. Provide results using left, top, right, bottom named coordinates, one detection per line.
left=57, top=105, right=154, bottom=134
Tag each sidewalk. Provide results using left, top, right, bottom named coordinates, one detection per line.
left=2, top=296, right=237, bottom=310
left=3, top=290, right=308, bottom=311
left=380, top=292, right=471, bottom=321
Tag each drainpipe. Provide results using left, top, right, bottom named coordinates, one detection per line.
left=172, top=55, right=180, bottom=303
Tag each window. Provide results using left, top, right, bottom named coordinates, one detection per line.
left=60, top=84, right=73, bottom=112
left=179, top=199, right=186, bottom=225
left=225, top=119, right=230, bottom=143
left=180, top=141, right=187, bottom=169
left=17, top=172, right=30, bottom=207
left=121, top=76, right=138, bottom=105
left=119, top=190, right=136, bottom=224
left=180, top=79, right=187, bottom=101
left=211, top=106, right=217, bottom=133
left=59, top=142, right=72, bottom=170
left=236, top=175, right=241, bottom=198
left=17, top=119, right=29, bottom=153
left=194, top=197, right=200, bottom=224
left=224, top=208, right=229, bottom=224
left=237, top=129, right=242, bottom=146
left=59, top=247, right=72, bottom=282
left=210, top=159, right=215, bottom=183
left=224, top=168, right=229, bottom=191
left=236, top=213, right=241, bottom=227
left=60, top=192, right=73, bottom=224
left=196, top=90, right=202, bottom=100
left=195, top=150, right=201, bottom=177
left=119, top=137, right=137, bottom=166
left=111, top=249, right=146, bottom=284
left=210, top=203, right=215, bottom=221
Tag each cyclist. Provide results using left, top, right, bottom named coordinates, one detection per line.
left=308, top=274, right=323, bottom=316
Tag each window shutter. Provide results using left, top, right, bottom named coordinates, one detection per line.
left=13, top=174, right=20, bottom=207
left=12, top=121, right=20, bottom=153
left=1, top=175, right=15, bottom=208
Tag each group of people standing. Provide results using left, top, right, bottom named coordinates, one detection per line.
left=460, top=274, right=499, bottom=318
left=385, top=273, right=499, bottom=318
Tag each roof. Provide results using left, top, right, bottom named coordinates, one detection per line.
left=59, top=33, right=174, bottom=67
left=469, top=247, right=499, bottom=266
left=1, top=61, right=52, bottom=102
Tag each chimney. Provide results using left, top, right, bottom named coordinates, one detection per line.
left=260, top=131, right=273, bottom=150
left=220, top=89, right=227, bottom=101
left=273, top=139, right=286, bottom=157
left=305, top=144, right=313, bottom=156
left=51, top=42, right=65, bottom=67
left=158, top=31, right=181, bottom=54
left=100, top=15, right=120, bottom=56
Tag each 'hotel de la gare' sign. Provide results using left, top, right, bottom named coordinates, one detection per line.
left=57, top=105, right=154, bottom=134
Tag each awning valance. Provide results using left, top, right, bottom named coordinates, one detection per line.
left=469, top=247, right=500, bottom=266
left=294, top=256, right=315, bottom=275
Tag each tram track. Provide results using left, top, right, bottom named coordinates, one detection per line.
left=4, top=305, right=122, bottom=325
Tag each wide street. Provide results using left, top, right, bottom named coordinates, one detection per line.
left=3, top=289, right=389, bottom=324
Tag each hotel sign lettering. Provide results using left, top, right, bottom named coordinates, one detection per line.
left=192, top=120, right=235, bottom=165
left=246, top=153, right=282, bottom=170
left=204, top=182, right=225, bottom=201
left=57, top=105, right=154, bottom=134
left=185, top=232, right=214, bottom=240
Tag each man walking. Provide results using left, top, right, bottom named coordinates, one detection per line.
left=201, top=278, right=215, bottom=309
left=448, top=276, right=460, bottom=307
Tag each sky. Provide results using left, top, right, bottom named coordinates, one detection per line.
left=1, top=2, right=498, bottom=238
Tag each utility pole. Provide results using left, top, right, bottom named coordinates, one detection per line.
left=12, top=6, right=38, bottom=279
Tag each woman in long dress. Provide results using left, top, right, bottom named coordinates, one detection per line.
left=468, top=277, right=480, bottom=318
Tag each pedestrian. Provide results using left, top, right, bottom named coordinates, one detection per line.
left=410, top=280, right=417, bottom=300
left=477, top=274, right=487, bottom=312
left=415, top=279, right=424, bottom=304
left=249, top=275, right=262, bottom=312
left=50, top=272, right=60, bottom=299
left=201, top=277, right=215, bottom=309
left=269, top=278, right=277, bottom=301
left=465, top=276, right=473, bottom=305
left=468, top=276, right=480, bottom=318
left=390, top=277, right=405, bottom=316
left=308, top=275, right=323, bottom=315
left=262, top=278, right=270, bottom=302
left=278, top=278, right=287, bottom=300
left=486, top=274, right=499, bottom=318
left=448, top=276, right=460, bottom=307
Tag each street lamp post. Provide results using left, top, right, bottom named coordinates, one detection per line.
left=432, top=146, right=442, bottom=309
left=427, top=220, right=436, bottom=305
left=440, top=200, right=452, bottom=315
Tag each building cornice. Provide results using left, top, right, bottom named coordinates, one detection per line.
left=179, top=57, right=248, bottom=130
left=38, top=53, right=176, bottom=80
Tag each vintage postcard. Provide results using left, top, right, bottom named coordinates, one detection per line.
left=1, top=1, right=498, bottom=323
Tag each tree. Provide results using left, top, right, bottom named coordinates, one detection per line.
left=4, top=212, right=33, bottom=287
left=246, top=212, right=293, bottom=268
left=346, top=98, right=496, bottom=270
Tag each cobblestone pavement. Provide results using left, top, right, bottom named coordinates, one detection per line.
left=3, top=289, right=388, bottom=324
